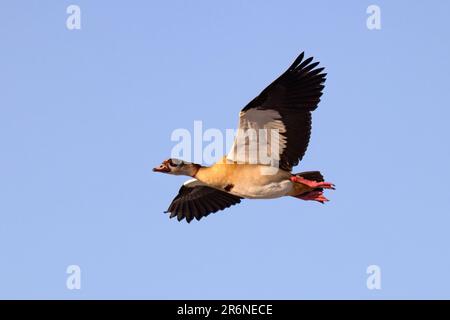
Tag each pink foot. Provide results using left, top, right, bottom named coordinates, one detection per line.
left=290, top=176, right=335, bottom=190
left=296, top=190, right=329, bottom=203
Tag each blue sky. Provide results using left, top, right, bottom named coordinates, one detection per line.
left=1, top=1, right=449, bottom=299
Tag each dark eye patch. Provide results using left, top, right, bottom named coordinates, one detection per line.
left=169, top=159, right=184, bottom=167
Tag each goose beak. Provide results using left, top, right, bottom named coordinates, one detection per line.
left=153, top=162, right=170, bottom=173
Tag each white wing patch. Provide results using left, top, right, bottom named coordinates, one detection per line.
left=226, top=109, right=287, bottom=165
left=183, top=178, right=206, bottom=188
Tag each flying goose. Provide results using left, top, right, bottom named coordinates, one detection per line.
left=153, top=52, right=334, bottom=222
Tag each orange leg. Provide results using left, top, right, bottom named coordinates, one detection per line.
left=290, top=176, right=335, bottom=190
left=295, top=190, right=329, bottom=204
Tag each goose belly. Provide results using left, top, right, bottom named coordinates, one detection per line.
left=231, top=180, right=293, bottom=199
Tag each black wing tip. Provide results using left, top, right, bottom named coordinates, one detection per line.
left=288, top=52, right=305, bottom=70
left=289, top=51, right=325, bottom=74
left=165, top=210, right=192, bottom=223
left=164, top=199, right=240, bottom=223
left=164, top=210, right=208, bottom=223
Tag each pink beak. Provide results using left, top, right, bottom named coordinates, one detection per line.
left=153, top=161, right=170, bottom=173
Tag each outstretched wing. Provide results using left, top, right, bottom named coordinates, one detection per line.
left=165, top=179, right=243, bottom=223
left=227, top=52, right=326, bottom=171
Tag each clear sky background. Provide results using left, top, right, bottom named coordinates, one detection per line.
left=1, top=1, right=449, bottom=299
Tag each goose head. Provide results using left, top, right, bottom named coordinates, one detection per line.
left=153, top=158, right=201, bottom=177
